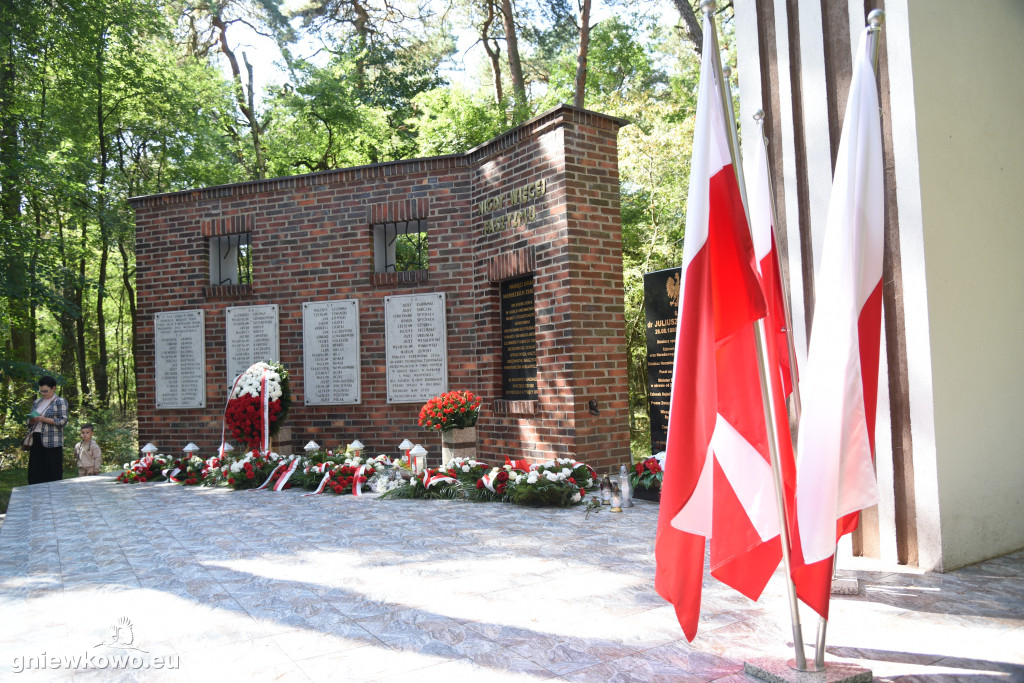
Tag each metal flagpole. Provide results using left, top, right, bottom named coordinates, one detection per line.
left=700, top=0, right=807, bottom=670
left=751, top=109, right=802, bottom=419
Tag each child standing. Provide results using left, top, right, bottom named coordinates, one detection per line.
left=75, top=423, right=102, bottom=477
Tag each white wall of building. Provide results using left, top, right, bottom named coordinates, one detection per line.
left=906, top=0, right=1024, bottom=569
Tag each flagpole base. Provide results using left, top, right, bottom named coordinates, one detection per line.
left=744, top=658, right=871, bottom=683
left=788, top=659, right=827, bottom=673
left=831, top=574, right=861, bottom=596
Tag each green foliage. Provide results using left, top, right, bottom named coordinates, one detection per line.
left=408, top=86, right=509, bottom=157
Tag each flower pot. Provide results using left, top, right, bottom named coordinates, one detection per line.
left=441, top=426, right=477, bottom=466
left=632, top=485, right=661, bottom=503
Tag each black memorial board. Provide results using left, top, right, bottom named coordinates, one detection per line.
left=501, top=276, right=538, bottom=401
left=644, top=267, right=681, bottom=453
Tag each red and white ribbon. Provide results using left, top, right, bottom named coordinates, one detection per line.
left=480, top=473, right=496, bottom=493
left=162, top=468, right=182, bottom=483
left=260, top=368, right=271, bottom=455
left=423, top=470, right=456, bottom=489
left=303, top=469, right=333, bottom=496
left=352, top=464, right=367, bottom=497
left=272, top=458, right=300, bottom=491
left=253, top=460, right=287, bottom=491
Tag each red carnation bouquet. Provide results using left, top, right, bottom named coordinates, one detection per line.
left=225, top=361, right=292, bottom=453
left=418, top=390, right=482, bottom=432
left=630, top=455, right=664, bottom=491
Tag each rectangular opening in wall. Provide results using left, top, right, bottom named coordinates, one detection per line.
left=210, top=233, right=252, bottom=285
left=501, top=275, right=538, bottom=401
left=373, top=220, right=428, bottom=273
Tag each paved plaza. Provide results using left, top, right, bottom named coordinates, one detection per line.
left=1, top=474, right=1021, bottom=682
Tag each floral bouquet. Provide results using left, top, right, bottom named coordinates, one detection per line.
left=219, top=450, right=285, bottom=490
left=295, top=452, right=384, bottom=495
left=630, top=455, right=663, bottom=491
left=502, top=458, right=595, bottom=507
left=116, top=454, right=170, bottom=484
left=165, top=455, right=205, bottom=486
left=200, top=456, right=227, bottom=486
left=418, top=390, right=482, bottom=432
left=225, top=361, right=292, bottom=453
left=379, top=465, right=462, bottom=500
left=445, top=457, right=491, bottom=485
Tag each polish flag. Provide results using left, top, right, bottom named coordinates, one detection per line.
left=745, top=128, right=796, bottom=397
left=791, top=26, right=884, bottom=619
left=655, top=13, right=783, bottom=641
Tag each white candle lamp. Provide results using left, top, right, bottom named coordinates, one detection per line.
left=304, top=440, right=320, bottom=453
left=409, top=444, right=427, bottom=474
left=141, top=443, right=158, bottom=455
left=348, top=439, right=364, bottom=455
left=220, top=442, right=234, bottom=453
left=399, top=439, right=414, bottom=467
left=183, top=442, right=200, bottom=455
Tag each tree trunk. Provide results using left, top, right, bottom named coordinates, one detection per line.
left=212, top=13, right=267, bottom=180
left=94, top=37, right=110, bottom=408
left=673, top=0, right=703, bottom=56
left=1, top=36, right=31, bottom=367
left=56, top=216, right=79, bottom=404
left=76, top=217, right=90, bottom=399
left=480, top=1, right=503, bottom=104
left=499, top=0, right=527, bottom=115
left=117, top=238, right=137, bottom=398
left=573, top=0, right=592, bottom=108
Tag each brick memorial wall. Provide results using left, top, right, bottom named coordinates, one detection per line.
left=130, top=105, right=631, bottom=471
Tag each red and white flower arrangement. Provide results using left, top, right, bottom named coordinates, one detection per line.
left=116, top=454, right=170, bottom=484
left=219, top=450, right=285, bottom=490
left=225, top=361, right=292, bottom=453
left=164, top=455, right=205, bottom=486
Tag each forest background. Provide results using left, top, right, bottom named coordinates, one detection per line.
left=0, top=0, right=736, bottom=471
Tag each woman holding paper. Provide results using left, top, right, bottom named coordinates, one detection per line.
left=27, top=376, right=69, bottom=484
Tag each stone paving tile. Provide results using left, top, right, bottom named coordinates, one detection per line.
left=0, top=476, right=1022, bottom=682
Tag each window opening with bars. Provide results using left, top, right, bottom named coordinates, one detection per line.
left=373, top=220, right=428, bottom=273
left=209, top=233, right=252, bottom=285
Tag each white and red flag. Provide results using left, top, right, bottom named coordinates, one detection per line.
left=745, top=128, right=796, bottom=397
left=790, top=26, right=884, bottom=619
left=655, top=13, right=788, bottom=641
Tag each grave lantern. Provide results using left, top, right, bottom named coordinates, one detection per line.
left=304, top=441, right=320, bottom=454
left=399, top=439, right=413, bottom=467
left=409, top=444, right=427, bottom=474
left=141, top=443, right=158, bottom=455
left=348, top=440, right=364, bottom=458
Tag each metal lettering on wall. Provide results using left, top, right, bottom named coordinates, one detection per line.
left=479, top=178, right=547, bottom=235
left=644, top=267, right=681, bottom=453
left=226, top=304, right=280, bottom=383
left=154, top=309, right=206, bottom=410
left=384, top=293, right=448, bottom=404
left=501, top=276, right=538, bottom=401
left=302, top=299, right=360, bottom=405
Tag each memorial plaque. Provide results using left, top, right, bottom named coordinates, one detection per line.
left=154, top=309, right=206, bottom=409
left=644, top=267, right=681, bottom=453
left=384, top=293, right=447, bottom=403
left=500, top=276, right=538, bottom=401
left=302, top=299, right=360, bottom=405
left=226, top=304, right=280, bottom=382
